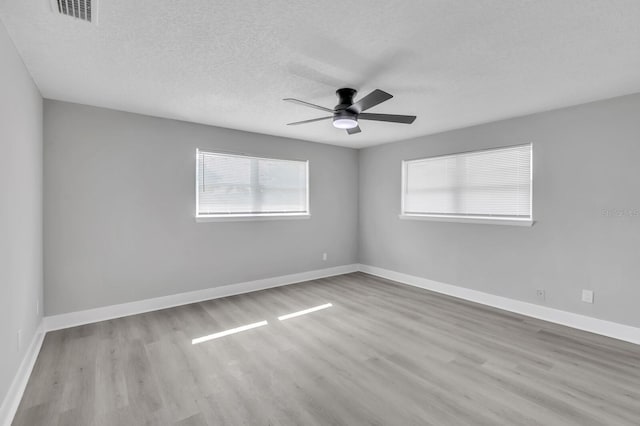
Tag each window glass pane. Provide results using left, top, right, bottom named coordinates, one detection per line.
left=258, top=159, right=308, bottom=213
left=403, top=144, right=532, bottom=219
left=197, top=151, right=308, bottom=216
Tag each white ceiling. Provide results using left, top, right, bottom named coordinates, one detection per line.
left=2, top=1, right=640, bottom=148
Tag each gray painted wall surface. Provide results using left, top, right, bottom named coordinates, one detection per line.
left=359, top=93, right=640, bottom=328
left=44, top=101, right=359, bottom=315
left=0, top=22, right=43, bottom=404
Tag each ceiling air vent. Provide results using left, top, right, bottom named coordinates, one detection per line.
left=53, top=0, right=95, bottom=23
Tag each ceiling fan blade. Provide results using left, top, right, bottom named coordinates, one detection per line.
left=283, top=98, right=335, bottom=113
left=347, top=126, right=361, bottom=135
left=286, top=116, right=333, bottom=126
left=349, top=89, right=393, bottom=113
left=358, top=113, right=416, bottom=124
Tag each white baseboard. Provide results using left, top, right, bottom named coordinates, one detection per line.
left=0, top=321, right=45, bottom=426
left=358, top=264, right=640, bottom=345
left=43, top=262, right=640, bottom=344
left=44, top=264, right=359, bottom=332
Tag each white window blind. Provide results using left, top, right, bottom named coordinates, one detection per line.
left=402, top=144, right=532, bottom=221
left=196, top=150, right=309, bottom=217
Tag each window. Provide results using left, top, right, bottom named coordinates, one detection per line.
left=196, top=150, right=309, bottom=219
left=401, top=144, right=532, bottom=225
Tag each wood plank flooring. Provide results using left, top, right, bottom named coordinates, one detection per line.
left=12, top=272, right=640, bottom=425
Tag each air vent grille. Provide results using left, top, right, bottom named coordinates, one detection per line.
left=56, top=0, right=92, bottom=22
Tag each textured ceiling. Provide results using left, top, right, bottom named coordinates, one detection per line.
left=2, top=1, right=640, bottom=148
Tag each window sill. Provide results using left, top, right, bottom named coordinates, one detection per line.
left=399, top=214, right=534, bottom=227
left=196, top=213, right=311, bottom=223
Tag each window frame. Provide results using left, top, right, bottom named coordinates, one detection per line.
left=399, top=144, right=533, bottom=226
left=195, top=149, right=310, bottom=222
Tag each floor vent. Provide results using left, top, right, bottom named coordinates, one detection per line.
left=54, top=0, right=94, bottom=23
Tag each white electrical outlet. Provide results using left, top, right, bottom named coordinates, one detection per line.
left=36, top=299, right=39, bottom=315
left=581, top=289, right=594, bottom=304
left=17, top=330, right=22, bottom=352
left=322, top=252, right=327, bottom=261
left=536, top=289, right=545, bottom=301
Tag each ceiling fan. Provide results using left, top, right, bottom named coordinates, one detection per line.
left=284, top=88, right=416, bottom=135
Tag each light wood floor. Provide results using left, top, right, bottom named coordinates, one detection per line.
left=13, top=272, right=640, bottom=425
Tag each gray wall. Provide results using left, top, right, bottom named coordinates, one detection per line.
left=359, top=93, right=640, bottom=328
left=0, top=22, right=43, bottom=405
left=44, top=100, right=359, bottom=315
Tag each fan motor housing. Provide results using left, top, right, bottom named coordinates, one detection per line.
left=335, top=88, right=357, bottom=111
left=333, top=109, right=357, bottom=120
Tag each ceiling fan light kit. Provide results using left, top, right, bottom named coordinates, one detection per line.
left=284, top=88, right=416, bottom=135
